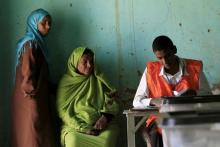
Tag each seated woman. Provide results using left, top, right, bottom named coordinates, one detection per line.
left=57, top=47, right=120, bottom=147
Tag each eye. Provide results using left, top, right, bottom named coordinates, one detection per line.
left=83, top=59, right=88, bottom=65
left=40, top=20, right=46, bottom=25
left=81, top=61, right=85, bottom=65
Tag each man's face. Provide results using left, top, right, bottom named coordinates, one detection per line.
left=77, top=54, right=94, bottom=76
left=154, top=49, right=177, bottom=69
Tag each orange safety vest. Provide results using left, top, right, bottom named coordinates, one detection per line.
left=145, top=59, right=202, bottom=133
left=147, top=59, right=202, bottom=98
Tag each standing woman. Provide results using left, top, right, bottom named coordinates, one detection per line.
left=11, top=8, right=55, bottom=147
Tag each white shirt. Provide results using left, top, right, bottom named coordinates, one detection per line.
left=133, top=58, right=211, bottom=108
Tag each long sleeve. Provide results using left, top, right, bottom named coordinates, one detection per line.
left=133, top=68, right=152, bottom=108
left=21, top=41, right=37, bottom=98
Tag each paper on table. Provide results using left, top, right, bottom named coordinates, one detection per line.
left=130, top=105, right=159, bottom=111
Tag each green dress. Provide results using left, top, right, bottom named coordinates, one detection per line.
left=57, top=47, right=119, bottom=147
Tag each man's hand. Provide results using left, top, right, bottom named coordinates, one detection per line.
left=150, top=98, right=162, bottom=107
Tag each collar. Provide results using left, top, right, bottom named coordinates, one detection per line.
left=159, top=57, right=189, bottom=76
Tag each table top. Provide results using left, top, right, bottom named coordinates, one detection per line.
left=123, top=108, right=159, bottom=116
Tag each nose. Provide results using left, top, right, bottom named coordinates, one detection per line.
left=161, top=58, right=166, bottom=64
left=87, top=61, right=92, bottom=68
left=47, top=25, right=50, bottom=30
left=46, top=22, right=51, bottom=30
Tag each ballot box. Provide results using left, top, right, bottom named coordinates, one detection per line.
left=160, top=114, right=220, bottom=147
left=160, top=95, right=220, bottom=114
left=159, top=95, right=220, bottom=147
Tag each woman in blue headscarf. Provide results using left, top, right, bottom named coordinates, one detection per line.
left=11, top=8, right=55, bottom=147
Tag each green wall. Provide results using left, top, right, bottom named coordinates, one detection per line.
left=0, top=0, right=13, bottom=146
left=1, top=0, right=220, bottom=146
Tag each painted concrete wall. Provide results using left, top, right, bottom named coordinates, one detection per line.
left=1, top=0, right=220, bottom=146
left=0, top=0, right=13, bottom=146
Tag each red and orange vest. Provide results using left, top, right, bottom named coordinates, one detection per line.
left=146, top=59, right=202, bottom=98
left=145, top=59, right=202, bottom=131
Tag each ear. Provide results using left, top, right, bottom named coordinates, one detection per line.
left=173, top=45, right=177, bottom=54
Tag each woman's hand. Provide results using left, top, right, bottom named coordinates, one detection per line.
left=108, top=91, right=119, bottom=99
left=93, top=115, right=108, bottom=131
left=86, top=129, right=100, bottom=136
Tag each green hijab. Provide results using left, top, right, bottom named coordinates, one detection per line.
left=57, top=47, right=119, bottom=133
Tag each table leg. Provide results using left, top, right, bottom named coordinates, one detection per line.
left=127, top=114, right=135, bottom=147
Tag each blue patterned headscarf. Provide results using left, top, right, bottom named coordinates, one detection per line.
left=15, top=8, right=50, bottom=66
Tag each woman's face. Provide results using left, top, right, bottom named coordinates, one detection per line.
left=77, top=54, right=94, bottom=76
left=37, top=15, right=52, bottom=36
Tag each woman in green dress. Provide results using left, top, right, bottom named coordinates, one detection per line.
left=57, top=47, right=119, bottom=147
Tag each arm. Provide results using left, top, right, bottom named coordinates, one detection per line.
left=133, top=68, right=152, bottom=108
left=101, top=112, right=113, bottom=122
left=93, top=113, right=113, bottom=130
left=21, top=41, right=37, bottom=98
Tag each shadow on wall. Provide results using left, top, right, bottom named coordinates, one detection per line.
left=47, top=8, right=88, bottom=83
left=0, top=0, right=13, bottom=146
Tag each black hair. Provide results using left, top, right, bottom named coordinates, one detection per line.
left=152, top=35, right=177, bottom=53
left=83, top=48, right=94, bottom=56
